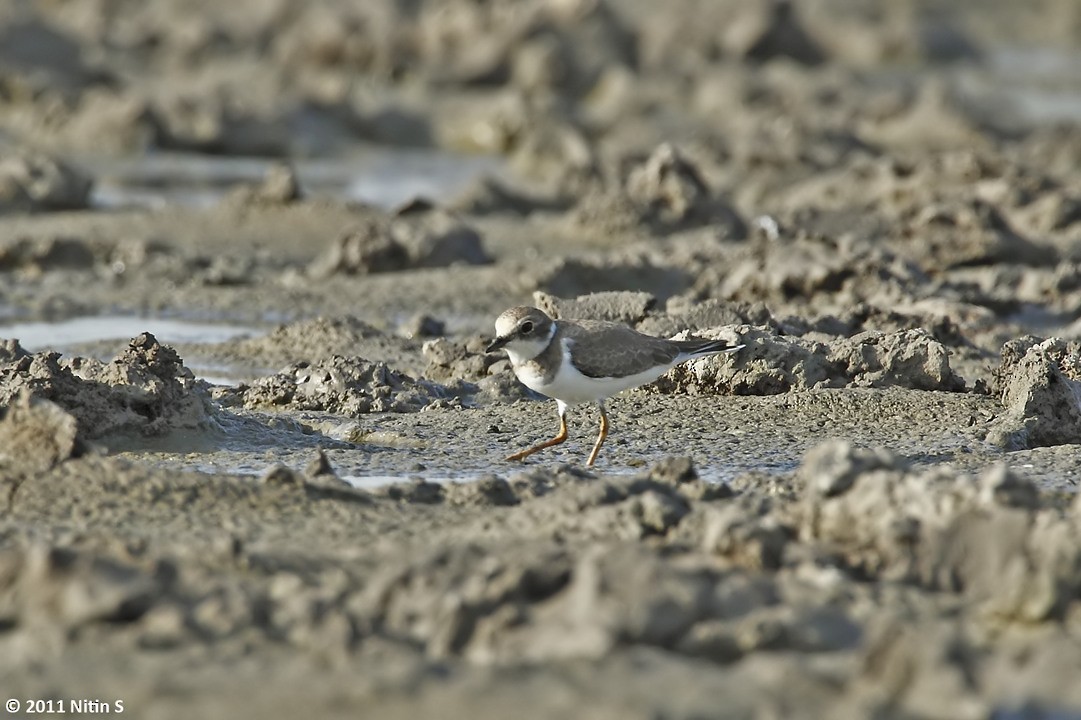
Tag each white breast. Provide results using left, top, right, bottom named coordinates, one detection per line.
left=515, top=338, right=674, bottom=405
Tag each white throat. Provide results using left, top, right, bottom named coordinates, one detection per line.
left=504, top=323, right=557, bottom=366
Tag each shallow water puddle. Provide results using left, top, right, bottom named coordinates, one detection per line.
left=0, top=315, right=260, bottom=351
left=985, top=47, right=1081, bottom=123
left=342, top=474, right=463, bottom=490
left=0, top=315, right=264, bottom=384
left=87, top=149, right=502, bottom=210
left=182, top=465, right=479, bottom=490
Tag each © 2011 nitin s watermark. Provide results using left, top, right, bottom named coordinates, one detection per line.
left=6, top=698, right=125, bottom=715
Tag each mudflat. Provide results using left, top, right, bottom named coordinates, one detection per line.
left=3, top=1, right=1081, bottom=717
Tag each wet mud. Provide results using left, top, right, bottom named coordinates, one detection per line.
left=2, top=0, right=1081, bottom=717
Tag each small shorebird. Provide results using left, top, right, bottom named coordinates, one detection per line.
left=486, top=306, right=743, bottom=466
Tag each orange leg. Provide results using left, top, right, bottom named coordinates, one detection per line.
left=586, top=403, right=609, bottom=467
left=506, top=403, right=569, bottom=462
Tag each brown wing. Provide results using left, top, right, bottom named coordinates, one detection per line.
left=562, top=321, right=679, bottom=379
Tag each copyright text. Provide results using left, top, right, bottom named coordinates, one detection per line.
left=6, top=699, right=124, bottom=714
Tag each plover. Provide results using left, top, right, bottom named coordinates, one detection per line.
left=486, top=306, right=744, bottom=466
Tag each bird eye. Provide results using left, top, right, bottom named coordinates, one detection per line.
left=520, top=321, right=534, bottom=334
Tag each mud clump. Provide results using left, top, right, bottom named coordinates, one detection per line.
left=0, top=149, right=92, bottom=214
left=224, top=163, right=303, bottom=206
left=986, top=337, right=1081, bottom=449
left=657, top=326, right=965, bottom=395
left=0, top=339, right=31, bottom=364
left=533, top=289, right=657, bottom=324
left=204, top=315, right=398, bottom=369
left=423, top=337, right=491, bottom=381
left=532, top=291, right=768, bottom=337
left=308, top=221, right=410, bottom=277
left=0, top=234, right=221, bottom=283
left=400, top=313, right=446, bottom=339
left=151, top=93, right=292, bottom=157
left=735, top=0, right=828, bottom=65
left=624, top=144, right=744, bottom=235
left=195, top=313, right=438, bottom=380
left=0, top=543, right=156, bottom=639
left=636, top=297, right=770, bottom=338
left=907, top=198, right=1056, bottom=269
left=572, top=143, right=746, bottom=237
left=391, top=207, right=492, bottom=269
left=0, top=236, right=96, bottom=273
left=422, top=337, right=530, bottom=402
left=796, top=440, right=1081, bottom=622
left=531, top=257, right=695, bottom=300
left=828, top=328, right=965, bottom=391
left=224, top=355, right=454, bottom=414
left=0, top=394, right=84, bottom=474
left=0, top=333, right=214, bottom=443
left=309, top=212, right=491, bottom=278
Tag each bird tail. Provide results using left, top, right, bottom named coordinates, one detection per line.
left=673, top=338, right=744, bottom=360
